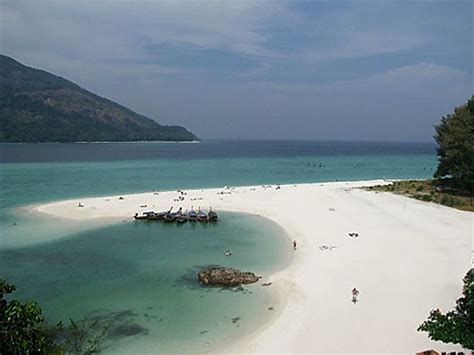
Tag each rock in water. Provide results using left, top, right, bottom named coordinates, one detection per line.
left=198, top=267, right=259, bottom=286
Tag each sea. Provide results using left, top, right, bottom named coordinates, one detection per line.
left=0, top=140, right=437, bottom=352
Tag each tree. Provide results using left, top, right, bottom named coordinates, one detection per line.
left=434, top=96, right=474, bottom=194
left=0, top=279, right=61, bottom=354
left=418, top=268, right=474, bottom=349
left=0, top=279, right=109, bottom=354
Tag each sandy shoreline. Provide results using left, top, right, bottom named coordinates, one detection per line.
left=36, top=180, right=472, bottom=354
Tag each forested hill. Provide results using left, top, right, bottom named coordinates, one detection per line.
left=0, top=55, right=198, bottom=142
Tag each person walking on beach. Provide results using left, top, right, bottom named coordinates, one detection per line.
left=293, top=240, right=297, bottom=251
left=352, top=288, right=360, bottom=303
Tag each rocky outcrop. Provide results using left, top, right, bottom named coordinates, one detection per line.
left=198, top=267, right=259, bottom=287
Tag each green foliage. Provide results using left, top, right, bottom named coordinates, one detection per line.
left=0, top=279, right=62, bottom=354
left=414, top=193, right=433, bottom=202
left=434, top=96, right=474, bottom=194
left=0, top=54, right=198, bottom=142
left=440, top=194, right=457, bottom=207
left=0, top=279, right=109, bottom=354
left=367, top=180, right=474, bottom=211
left=418, top=269, right=474, bottom=349
left=0, top=55, right=78, bottom=94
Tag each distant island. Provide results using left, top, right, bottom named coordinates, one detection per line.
left=0, top=55, right=198, bottom=143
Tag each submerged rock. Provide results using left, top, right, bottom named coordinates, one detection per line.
left=198, top=267, right=259, bottom=287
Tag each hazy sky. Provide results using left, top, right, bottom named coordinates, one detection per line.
left=1, top=0, right=472, bottom=141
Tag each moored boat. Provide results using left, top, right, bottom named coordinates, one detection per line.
left=134, top=208, right=172, bottom=221
left=134, top=207, right=218, bottom=224
left=134, top=211, right=156, bottom=220
left=208, top=207, right=218, bottom=222
left=188, top=207, right=197, bottom=222
left=197, top=208, right=208, bottom=222
left=153, top=207, right=173, bottom=220
left=165, top=207, right=183, bottom=222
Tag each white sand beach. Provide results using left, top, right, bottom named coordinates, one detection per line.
left=36, top=180, right=473, bottom=354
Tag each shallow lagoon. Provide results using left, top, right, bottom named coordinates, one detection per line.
left=0, top=212, right=292, bottom=353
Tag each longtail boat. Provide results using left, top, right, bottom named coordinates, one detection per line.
left=134, top=208, right=172, bottom=221
left=134, top=207, right=218, bottom=224
left=134, top=211, right=156, bottom=220
left=197, top=208, right=208, bottom=222
left=164, top=207, right=182, bottom=222
left=154, top=208, right=173, bottom=220
left=208, top=208, right=218, bottom=222
left=188, top=208, right=197, bottom=222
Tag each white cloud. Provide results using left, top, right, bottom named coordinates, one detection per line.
left=328, top=62, right=472, bottom=99
left=2, top=0, right=430, bottom=71
left=2, top=0, right=285, bottom=61
left=310, top=31, right=426, bottom=60
left=247, top=63, right=471, bottom=97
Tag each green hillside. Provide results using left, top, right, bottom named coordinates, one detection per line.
left=0, top=55, right=198, bottom=142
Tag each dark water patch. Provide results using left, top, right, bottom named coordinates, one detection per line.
left=86, top=309, right=148, bottom=340
left=108, top=323, right=148, bottom=338
left=0, top=140, right=436, bottom=163
left=88, top=309, right=138, bottom=323
left=108, top=310, right=138, bottom=322
left=143, top=313, right=158, bottom=320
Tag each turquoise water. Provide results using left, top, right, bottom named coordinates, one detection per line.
left=0, top=212, right=292, bottom=353
left=0, top=141, right=437, bottom=352
left=0, top=155, right=436, bottom=208
left=0, top=154, right=436, bottom=248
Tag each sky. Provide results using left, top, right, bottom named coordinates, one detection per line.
left=1, top=0, right=472, bottom=141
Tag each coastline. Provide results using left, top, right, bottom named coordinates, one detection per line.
left=0, top=140, right=201, bottom=144
left=35, top=180, right=472, bottom=353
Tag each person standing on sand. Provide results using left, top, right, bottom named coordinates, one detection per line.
left=293, top=240, right=297, bottom=250
left=352, top=288, right=360, bottom=303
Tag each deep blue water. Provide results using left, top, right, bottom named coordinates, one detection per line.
left=0, top=140, right=435, bottom=163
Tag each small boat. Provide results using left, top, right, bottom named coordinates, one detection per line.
left=187, top=208, right=197, bottom=222
left=134, top=207, right=172, bottom=220
left=134, top=207, right=217, bottom=224
left=208, top=207, right=218, bottom=222
left=165, top=207, right=182, bottom=222
left=134, top=211, right=156, bottom=220
left=164, top=212, right=177, bottom=222
left=153, top=207, right=172, bottom=220
left=197, top=208, right=208, bottom=222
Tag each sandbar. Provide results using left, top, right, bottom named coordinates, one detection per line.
left=36, top=180, right=473, bottom=354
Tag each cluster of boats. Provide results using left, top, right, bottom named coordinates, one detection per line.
left=134, top=207, right=218, bottom=223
